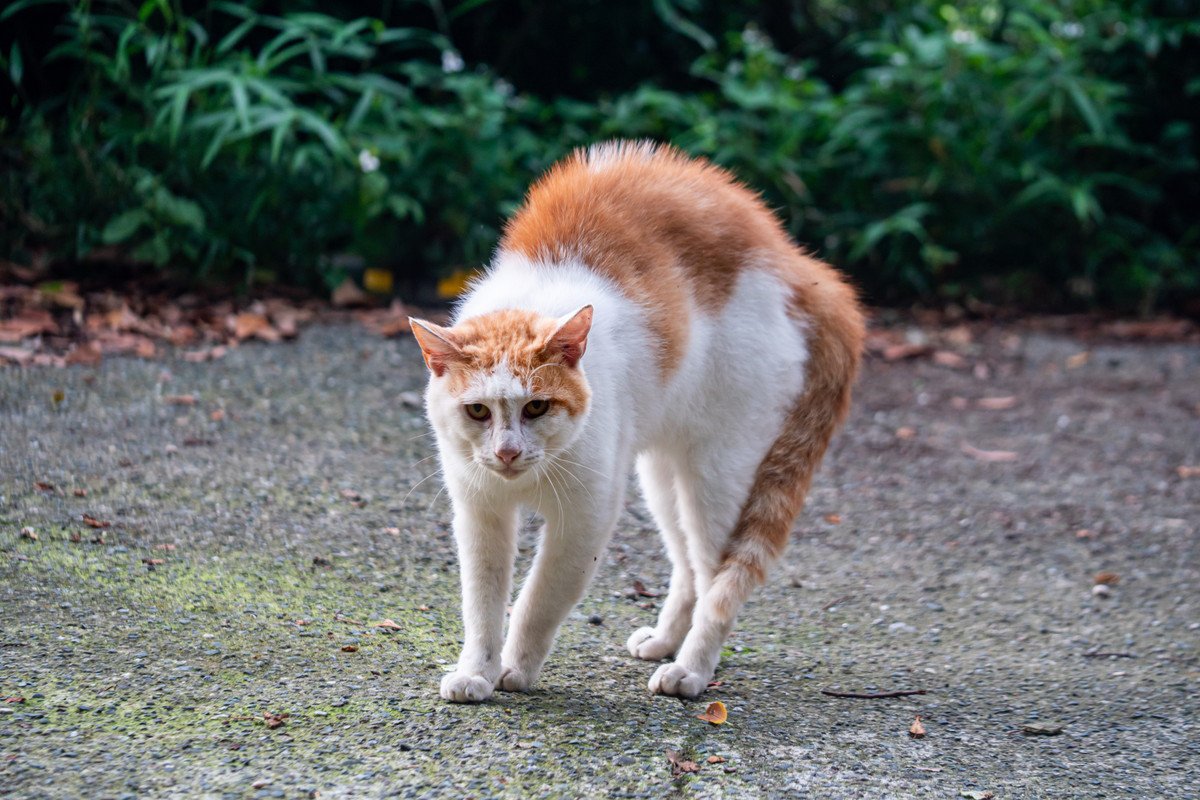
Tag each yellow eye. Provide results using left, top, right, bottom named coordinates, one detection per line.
left=464, top=403, right=491, bottom=421
left=523, top=399, right=550, bottom=419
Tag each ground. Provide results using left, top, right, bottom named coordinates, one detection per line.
left=1, top=322, right=1197, bottom=799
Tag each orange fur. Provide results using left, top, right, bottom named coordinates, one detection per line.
left=412, top=309, right=592, bottom=417
left=501, top=142, right=813, bottom=376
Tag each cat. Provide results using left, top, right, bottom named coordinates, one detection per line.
left=409, top=140, right=864, bottom=702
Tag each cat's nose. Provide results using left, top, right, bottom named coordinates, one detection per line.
left=495, top=445, right=522, bottom=465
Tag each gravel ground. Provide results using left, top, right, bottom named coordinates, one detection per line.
left=1, top=322, right=1197, bottom=799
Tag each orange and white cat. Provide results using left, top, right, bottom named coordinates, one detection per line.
left=410, top=141, right=864, bottom=702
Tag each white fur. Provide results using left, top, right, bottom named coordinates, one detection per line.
left=428, top=251, right=808, bottom=702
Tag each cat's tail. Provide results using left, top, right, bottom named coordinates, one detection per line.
left=712, top=268, right=865, bottom=619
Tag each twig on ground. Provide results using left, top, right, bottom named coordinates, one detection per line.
left=1082, top=651, right=1137, bottom=659
left=821, top=689, right=928, bottom=699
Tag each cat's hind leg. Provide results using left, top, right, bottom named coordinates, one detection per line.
left=627, top=452, right=695, bottom=661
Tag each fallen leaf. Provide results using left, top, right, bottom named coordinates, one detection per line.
left=1093, top=571, right=1120, bottom=586
left=631, top=580, right=660, bottom=598
left=706, top=755, right=726, bottom=764
left=960, top=792, right=994, bottom=800
left=373, top=619, right=402, bottom=630
left=332, top=277, right=370, bottom=308
left=696, top=700, right=728, bottom=725
left=706, top=680, right=725, bottom=689
left=73, top=488, right=87, bottom=497
left=961, top=443, right=1018, bottom=463
left=34, top=481, right=55, bottom=492
left=210, top=409, right=226, bottom=422
left=62, top=341, right=102, bottom=366
left=823, top=513, right=842, bottom=524
left=0, top=346, right=35, bottom=366
left=142, top=558, right=166, bottom=567
left=1065, top=351, right=1090, bottom=370
left=976, top=396, right=1018, bottom=410
left=882, top=343, right=934, bottom=361
left=153, top=544, right=176, bottom=551
left=383, top=527, right=401, bottom=536
left=932, top=350, right=967, bottom=369
left=1075, top=528, right=1095, bottom=539
left=164, top=394, right=197, bottom=406
left=1102, top=319, right=1191, bottom=340
left=1022, top=722, right=1064, bottom=736
left=82, top=514, right=111, bottom=529
left=1176, top=466, right=1200, bottom=479
left=4, top=697, right=26, bottom=704
left=0, top=309, right=58, bottom=341
left=909, top=716, right=926, bottom=738
left=20, top=527, right=38, bottom=541
left=895, top=426, right=917, bottom=440
left=416, top=605, right=431, bottom=612
left=665, top=749, right=701, bottom=777
left=340, top=489, right=363, bottom=502
left=293, top=619, right=311, bottom=626
left=341, top=645, right=359, bottom=652
left=262, top=711, right=289, bottom=729
left=949, top=396, right=969, bottom=410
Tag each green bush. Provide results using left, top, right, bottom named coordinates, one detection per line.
left=1, top=0, right=1197, bottom=312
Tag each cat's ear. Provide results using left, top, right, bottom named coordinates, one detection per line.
left=545, top=305, right=593, bottom=368
left=409, top=318, right=462, bottom=377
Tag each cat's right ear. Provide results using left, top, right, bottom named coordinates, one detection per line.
left=409, top=318, right=462, bottom=377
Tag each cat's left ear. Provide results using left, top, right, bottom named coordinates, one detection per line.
left=545, top=305, right=593, bottom=368
left=409, top=318, right=462, bottom=377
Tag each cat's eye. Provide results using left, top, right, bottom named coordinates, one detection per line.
left=464, top=403, right=491, bottom=421
left=523, top=399, right=550, bottom=419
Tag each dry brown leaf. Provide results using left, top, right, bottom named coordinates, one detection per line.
left=932, top=350, right=968, bottom=369
left=1093, top=571, right=1120, bottom=586
left=383, top=527, right=401, bottom=536
left=882, top=343, right=934, bottom=361
left=0, top=309, right=58, bottom=341
left=1102, top=319, right=1191, bottom=340
left=631, top=580, right=660, bottom=598
left=976, top=396, right=1018, bottom=411
left=696, top=700, right=728, bottom=725
left=824, top=513, right=842, bottom=525
left=665, top=750, right=701, bottom=777
left=1176, top=466, right=1200, bottom=479
left=82, top=514, right=111, bottom=529
left=64, top=341, right=103, bottom=366
left=142, top=558, right=166, bottom=567
left=153, top=543, right=176, bottom=551
left=909, top=716, right=926, bottom=738
left=949, top=396, right=969, bottom=410
left=73, top=488, right=87, bottom=497
left=1075, top=529, right=1096, bottom=539
left=210, top=409, right=226, bottom=422
left=165, top=394, right=197, bottom=406
left=0, top=346, right=35, bottom=366
left=1065, top=351, right=1091, bottom=370
left=373, top=619, right=402, bottom=630
left=262, top=711, right=289, bottom=729
left=332, top=278, right=370, bottom=308
left=34, top=481, right=55, bottom=492
left=961, top=443, right=1018, bottom=463
left=339, top=489, right=363, bottom=502
left=895, top=426, right=917, bottom=440
left=341, top=644, right=359, bottom=653
left=706, top=755, right=726, bottom=764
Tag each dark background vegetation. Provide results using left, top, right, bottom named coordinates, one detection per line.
left=1, top=0, right=1197, bottom=313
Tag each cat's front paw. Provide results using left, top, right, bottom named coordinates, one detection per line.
left=627, top=626, right=677, bottom=661
left=440, top=670, right=495, bottom=703
left=648, top=662, right=709, bottom=698
left=495, top=664, right=532, bottom=693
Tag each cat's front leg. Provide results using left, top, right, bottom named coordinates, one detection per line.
left=497, top=494, right=621, bottom=692
left=440, top=501, right=518, bottom=703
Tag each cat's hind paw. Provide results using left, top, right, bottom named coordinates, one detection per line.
left=440, top=671, right=494, bottom=703
left=648, top=662, right=708, bottom=698
left=496, top=664, right=532, bottom=693
left=627, top=627, right=677, bottom=661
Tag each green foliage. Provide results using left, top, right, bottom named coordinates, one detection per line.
left=1, top=0, right=1197, bottom=312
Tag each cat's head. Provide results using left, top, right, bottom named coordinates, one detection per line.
left=409, top=306, right=593, bottom=480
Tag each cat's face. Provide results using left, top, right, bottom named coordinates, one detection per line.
left=410, top=306, right=593, bottom=481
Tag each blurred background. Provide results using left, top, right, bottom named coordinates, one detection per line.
left=1, top=0, right=1197, bottom=315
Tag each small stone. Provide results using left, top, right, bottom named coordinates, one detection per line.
left=888, top=622, right=918, bottom=635
left=1092, top=584, right=1112, bottom=598
left=1022, top=722, right=1064, bottom=736
left=587, top=615, right=603, bottom=626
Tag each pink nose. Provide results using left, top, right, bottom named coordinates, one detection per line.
left=495, top=446, right=521, bottom=465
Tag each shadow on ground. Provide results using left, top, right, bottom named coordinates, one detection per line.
left=2, top=324, right=1197, bottom=798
